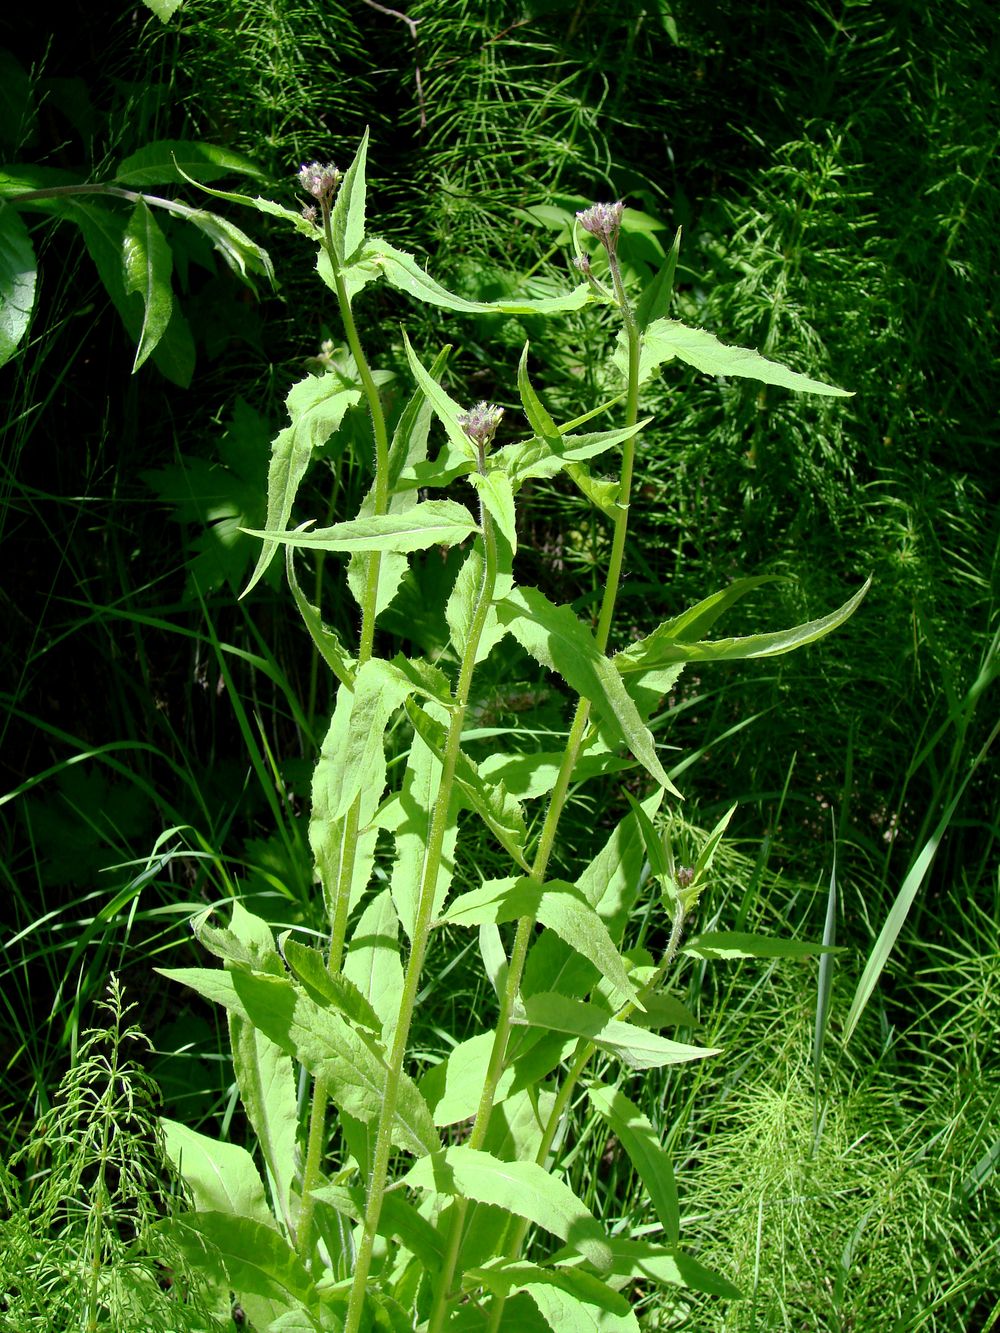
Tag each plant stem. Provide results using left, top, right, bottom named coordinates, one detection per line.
left=344, top=504, right=501, bottom=1333
left=296, top=202, right=390, bottom=1268
left=428, top=248, right=643, bottom=1329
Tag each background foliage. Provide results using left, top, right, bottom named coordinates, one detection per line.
left=1, top=0, right=996, bottom=1328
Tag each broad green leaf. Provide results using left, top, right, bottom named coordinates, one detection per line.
left=496, top=587, right=680, bottom=796
left=334, top=657, right=415, bottom=818
left=636, top=225, right=682, bottom=331
left=286, top=546, right=355, bottom=686
left=279, top=935, right=382, bottom=1030
left=557, top=1238, right=742, bottom=1299
left=515, top=343, right=559, bottom=439
left=171, top=166, right=318, bottom=238
left=617, top=316, right=853, bottom=395
left=420, top=1031, right=516, bottom=1125
left=587, top=1085, right=679, bottom=1243
left=468, top=1261, right=636, bottom=1331
left=442, top=877, right=638, bottom=1007
left=115, top=140, right=265, bottom=187
left=331, top=127, right=368, bottom=263
left=401, top=331, right=477, bottom=461
left=615, top=579, right=872, bottom=671
left=479, top=749, right=632, bottom=801
left=142, top=0, right=186, bottom=20
left=344, top=889, right=405, bottom=1047
left=565, top=461, right=620, bottom=519
left=310, top=682, right=380, bottom=929
left=165, top=1212, right=319, bottom=1323
left=0, top=201, right=35, bottom=367
left=122, top=198, right=173, bottom=372
left=681, top=931, right=844, bottom=960
left=228, top=1014, right=299, bottom=1236
left=637, top=576, right=781, bottom=645
left=380, top=710, right=458, bottom=939
left=403, top=1146, right=614, bottom=1270
left=445, top=545, right=509, bottom=665
left=245, top=499, right=478, bottom=555
left=373, top=238, right=592, bottom=315
left=519, top=993, right=719, bottom=1070
left=161, top=1120, right=275, bottom=1228
left=241, top=373, right=365, bottom=596
left=469, top=470, right=517, bottom=551
left=496, top=420, right=648, bottom=488
left=406, top=700, right=530, bottom=871
left=191, top=900, right=283, bottom=974
left=311, top=1183, right=444, bottom=1270
left=158, top=966, right=438, bottom=1156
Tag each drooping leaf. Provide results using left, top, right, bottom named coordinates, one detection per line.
left=286, top=546, right=355, bottom=686
left=442, top=877, right=638, bottom=1007
left=587, top=1085, right=679, bottom=1243
left=420, top=1031, right=516, bottom=1126
left=496, top=586, right=680, bottom=796
left=617, top=316, right=853, bottom=395
left=518, top=993, right=719, bottom=1070
left=183, top=208, right=274, bottom=293
left=228, top=1014, right=299, bottom=1236
left=331, top=127, right=369, bottom=263
left=115, top=140, right=265, bottom=187
left=615, top=579, right=872, bottom=672
left=403, top=1146, right=614, bottom=1271
left=468, top=1261, right=638, bottom=1332
left=556, top=1237, right=742, bottom=1299
left=245, top=499, right=478, bottom=556
left=161, top=1120, right=276, bottom=1228
left=278, top=934, right=382, bottom=1030
left=0, top=200, right=35, bottom=367
left=122, top=198, right=173, bottom=372
left=681, top=931, right=844, bottom=961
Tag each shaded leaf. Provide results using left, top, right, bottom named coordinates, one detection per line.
left=122, top=198, right=173, bottom=372
left=0, top=200, right=35, bottom=367
left=518, top=993, right=719, bottom=1070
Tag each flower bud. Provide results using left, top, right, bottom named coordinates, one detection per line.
left=298, top=162, right=341, bottom=206
left=576, top=201, right=625, bottom=254
left=457, top=401, right=504, bottom=450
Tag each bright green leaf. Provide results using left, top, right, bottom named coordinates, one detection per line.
left=587, top=1085, right=679, bottom=1243
left=245, top=499, right=478, bottom=556
left=115, top=140, right=265, bottom=187
left=681, top=931, right=844, bottom=960
left=0, top=201, right=35, bottom=367
left=331, top=128, right=369, bottom=263
left=161, top=1120, right=276, bottom=1229
left=122, top=198, right=173, bottom=372
left=519, top=993, right=719, bottom=1070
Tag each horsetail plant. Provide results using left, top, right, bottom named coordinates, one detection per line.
left=155, top=132, right=867, bottom=1331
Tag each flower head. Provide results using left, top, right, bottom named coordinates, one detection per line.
left=457, top=401, right=504, bottom=450
left=298, top=161, right=341, bottom=206
left=576, top=201, right=625, bottom=254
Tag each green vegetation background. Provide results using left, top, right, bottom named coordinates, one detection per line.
left=1, top=1, right=996, bottom=1329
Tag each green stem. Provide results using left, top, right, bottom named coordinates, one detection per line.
left=344, top=505, right=501, bottom=1333
left=296, top=198, right=391, bottom=1268
left=428, top=249, right=644, bottom=1330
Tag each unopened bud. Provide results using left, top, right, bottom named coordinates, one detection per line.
left=457, top=401, right=504, bottom=449
left=298, top=161, right=341, bottom=206
left=577, top=201, right=625, bottom=254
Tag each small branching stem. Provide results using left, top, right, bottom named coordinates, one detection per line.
left=344, top=503, right=501, bottom=1333
left=428, top=249, right=644, bottom=1330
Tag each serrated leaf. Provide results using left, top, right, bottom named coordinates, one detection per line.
left=469, top=470, right=517, bottom=550
left=228, top=1014, right=299, bottom=1235
left=142, top=0, right=186, bottom=21
left=619, top=317, right=853, bottom=395
left=286, top=546, right=355, bottom=686
left=587, top=1085, right=679, bottom=1243
left=333, top=657, right=416, bottom=818
left=373, top=238, right=592, bottom=315
left=406, top=700, right=530, bottom=871
left=245, top=499, right=478, bottom=556
left=442, top=877, right=638, bottom=1007
left=311, top=1183, right=444, bottom=1270
left=161, top=1120, right=276, bottom=1227
left=279, top=935, right=382, bottom=1030
left=496, top=587, right=680, bottom=796
left=0, top=201, right=35, bottom=367
left=115, top=140, right=265, bottom=187
left=331, top=128, right=368, bottom=263
left=469, top=1261, right=637, bottom=1331
left=445, top=546, right=509, bottom=665
left=682, top=931, right=844, bottom=961
left=496, top=421, right=647, bottom=488
left=183, top=208, right=274, bottom=292
left=519, top=993, right=719, bottom=1070
left=122, top=198, right=173, bottom=372
left=615, top=578, right=871, bottom=671
left=558, top=1237, right=742, bottom=1299
left=403, top=1146, right=614, bottom=1270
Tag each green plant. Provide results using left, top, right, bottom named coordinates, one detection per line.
left=148, top=133, right=867, bottom=1332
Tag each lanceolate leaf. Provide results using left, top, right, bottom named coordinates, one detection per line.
left=618, top=316, right=853, bottom=395
left=420, top=1031, right=516, bottom=1125
left=636, top=225, right=682, bottom=331
left=469, top=1262, right=638, bottom=1332
left=344, top=889, right=405, bottom=1047
left=183, top=208, right=274, bottom=292
left=0, top=201, right=35, bottom=368
left=519, top=993, right=720, bottom=1070
left=122, top=198, right=173, bottom=372
left=442, top=877, right=638, bottom=1006
left=114, top=140, right=266, bottom=187
left=557, top=1238, right=743, bottom=1299
left=587, top=1085, right=679, bottom=1243
left=496, top=586, right=680, bottom=796
left=331, top=127, right=369, bottom=263
left=285, top=546, right=355, bottom=687
left=228, top=1014, right=299, bottom=1236
left=681, top=931, right=844, bottom=960
left=333, top=657, right=415, bottom=818
left=403, top=1146, right=614, bottom=1271
left=615, top=578, right=871, bottom=672
left=469, top=470, right=517, bottom=551
left=245, top=499, right=479, bottom=556
left=278, top=935, right=382, bottom=1031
